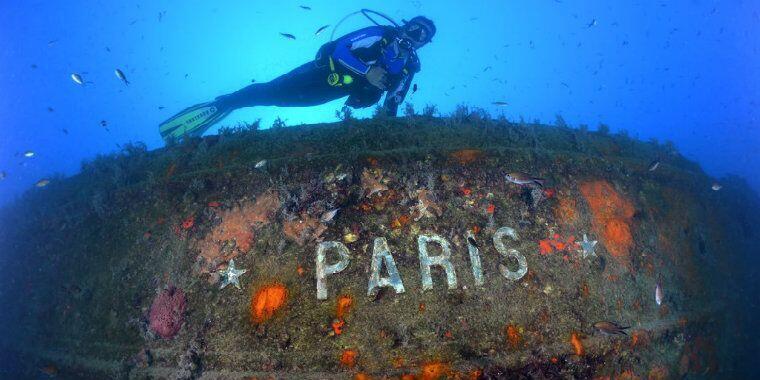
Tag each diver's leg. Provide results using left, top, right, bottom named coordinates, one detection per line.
left=216, top=61, right=348, bottom=109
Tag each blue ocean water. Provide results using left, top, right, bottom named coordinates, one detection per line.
left=0, top=2, right=758, bottom=377
left=0, top=1, right=757, bottom=204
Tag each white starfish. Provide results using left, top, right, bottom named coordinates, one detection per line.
left=218, top=259, right=248, bottom=290
left=579, top=234, right=598, bottom=258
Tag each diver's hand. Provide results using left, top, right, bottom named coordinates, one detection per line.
left=366, top=65, right=389, bottom=90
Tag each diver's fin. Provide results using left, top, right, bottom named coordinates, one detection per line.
left=159, top=101, right=231, bottom=142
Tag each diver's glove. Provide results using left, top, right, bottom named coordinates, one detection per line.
left=366, top=65, right=389, bottom=90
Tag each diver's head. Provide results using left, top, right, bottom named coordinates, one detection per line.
left=400, top=16, right=436, bottom=49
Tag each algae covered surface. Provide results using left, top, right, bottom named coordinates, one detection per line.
left=0, top=115, right=758, bottom=379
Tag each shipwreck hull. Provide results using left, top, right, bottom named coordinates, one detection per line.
left=0, top=117, right=757, bottom=379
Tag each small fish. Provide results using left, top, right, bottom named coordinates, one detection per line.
left=47, top=39, right=58, bottom=46
left=47, top=106, right=54, bottom=112
left=0, top=171, right=6, bottom=180
left=254, top=159, right=267, bottom=169
left=30, top=64, right=38, bottom=69
left=280, top=33, right=296, bottom=40
left=505, top=172, right=545, bottom=187
left=647, top=159, right=660, bottom=172
left=35, top=179, right=50, bottom=188
left=711, top=182, right=722, bottom=191
left=492, top=101, right=509, bottom=106
left=315, top=24, right=330, bottom=36
left=467, top=236, right=480, bottom=248
left=343, top=232, right=358, bottom=243
left=320, top=208, right=339, bottom=223
left=483, top=66, right=492, bottom=72
left=412, top=83, right=418, bottom=94
left=100, top=120, right=108, bottom=127
left=593, top=321, right=629, bottom=336
left=655, top=281, right=663, bottom=306
left=39, top=364, right=59, bottom=376
left=115, top=68, right=130, bottom=85
left=61, top=284, right=82, bottom=295
left=24, top=151, right=35, bottom=158
left=158, top=106, right=165, bottom=110
left=251, top=79, right=257, bottom=83
left=587, top=19, right=598, bottom=28
left=62, top=128, right=69, bottom=135
left=300, top=5, right=311, bottom=10
left=71, top=73, right=84, bottom=85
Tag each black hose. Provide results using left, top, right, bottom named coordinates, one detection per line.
left=330, top=8, right=400, bottom=41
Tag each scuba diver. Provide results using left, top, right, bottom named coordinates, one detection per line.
left=159, top=12, right=436, bottom=142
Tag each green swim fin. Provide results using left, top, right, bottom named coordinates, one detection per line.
left=159, top=101, right=231, bottom=142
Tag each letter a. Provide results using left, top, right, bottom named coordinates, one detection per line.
left=367, top=237, right=406, bottom=297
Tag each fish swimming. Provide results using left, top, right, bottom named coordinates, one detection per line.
left=39, top=364, right=59, bottom=376
left=254, top=159, right=267, bottom=169
left=24, top=151, right=35, bottom=158
left=587, top=19, right=598, bottom=28
left=300, top=5, right=311, bottom=10
left=320, top=208, right=339, bottom=223
left=711, top=182, right=722, bottom=191
left=35, top=179, right=50, bottom=188
left=71, top=73, right=84, bottom=85
left=114, top=68, right=130, bottom=85
left=412, top=83, right=418, bottom=94
left=505, top=172, right=545, bottom=187
left=315, top=25, right=330, bottom=36
left=280, top=33, right=296, bottom=40
left=655, top=281, right=663, bottom=305
left=492, top=101, right=509, bottom=106
left=0, top=171, right=6, bottom=180
left=594, top=321, right=629, bottom=336
left=648, top=160, right=660, bottom=171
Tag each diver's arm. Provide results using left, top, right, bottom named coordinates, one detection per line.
left=331, top=26, right=386, bottom=75
left=383, top=72, right=414, bottom=117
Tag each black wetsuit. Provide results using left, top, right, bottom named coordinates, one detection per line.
left=216, top=26, right=420, bottom=116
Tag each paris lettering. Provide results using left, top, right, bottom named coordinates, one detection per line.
left=315, top=226, right=529, bottom=300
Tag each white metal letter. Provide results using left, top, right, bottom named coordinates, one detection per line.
left=418, top=234, right=458, bottom=290
left=316, top=241, right=351, bottom=300
left=493, top=227, right=528, bottom=281
left=367, top=237, right=406, bottom=297
left=466, top=231, right=485, bottom=287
